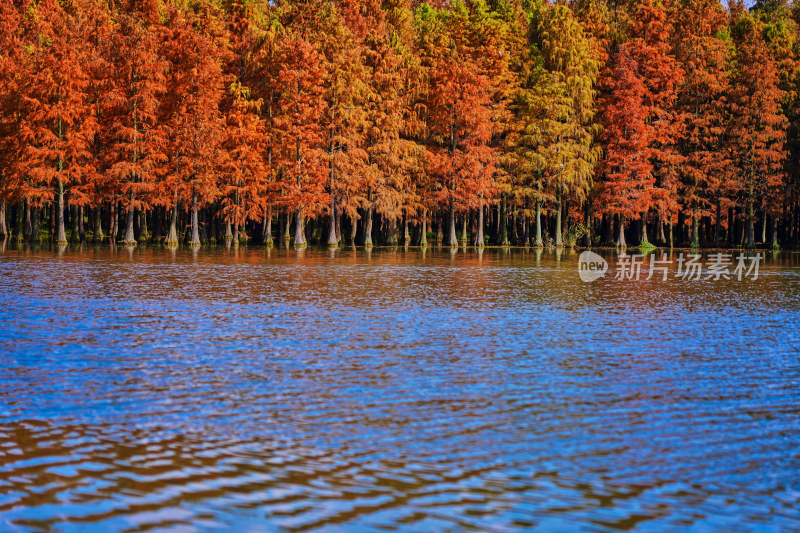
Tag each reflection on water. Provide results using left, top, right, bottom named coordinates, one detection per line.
left=1, top=244, right=799, bottom=531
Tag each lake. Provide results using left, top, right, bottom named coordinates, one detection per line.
left=1, top=244, right=799, bottom=531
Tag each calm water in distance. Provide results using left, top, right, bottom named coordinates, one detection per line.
left=1, top=243, right=799, bottom=532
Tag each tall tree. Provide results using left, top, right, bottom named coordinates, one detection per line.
left=729, top=10, right=788, bottom=248
left=273, top=33, right=327, bottom=248
left=18, top=0, right=97, bottom=245
left=596, top=45, right=653, bottom=246
left=105, top=1, right=169, bottom=245
left=674, top=0, right=730, bottom=247
left=530, top=2, right=599, bottom=247
left=161, top=6, right=226, bottom=246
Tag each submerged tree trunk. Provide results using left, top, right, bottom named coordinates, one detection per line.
left=15, top=201, right=24, bottom=242
left=640, top=214, right=649, bottom=245
left=225, top=220, right=233, bottom=240
left=71, top=205, right=79, bottom=244
left=293, top=207, right=306, bottom=248
left=617, top=215, right=627, bottom=248
left=727, top=206, right=734, bottom=247
left=138, top=208, right=148, bottom=242
left=190, top=189, right=201, bottom=246
left=555, top=191, right=563, bottom=247
left=0, top=201, right=6, bottom=239
left=386, top=216, right=399, bottom=245
left=166, top=196, right=179, bottom=245
left=476, top=206, right=485, bottom=247
left=534, top=200, right=543, bottom=247
left=283, top=211, right=292, bottom=247
left=110, top=201, right=119, bottom=241
left=448, top=199, right=457, bottom=247
left=264, top=205, right=273, bottom=247
left=364, top=205, right=374, bottom=247
left=327, top=199, right=338, bottom=247
left=418, top=209, right=428, bottom=247
left=55, top=180, right=67, bottom=245
left=77, top=205, right=85, bottom=242
left=499, top=197, right=509, bottom=246
left=770, top=215, right=778, bottom=248
left=346, top=214, right=356, bottom=245
left=746, top=199, right=755, bottom=249
left=123, top=204, right=136, bottom=245
left=152, top=206, right=162, bottom=242
left=94, top=204, right=105, bottom=243
left=23, top=201, right=32, bottom=241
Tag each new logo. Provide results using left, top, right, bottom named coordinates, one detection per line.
left=578, top=251, right=608, bottom=282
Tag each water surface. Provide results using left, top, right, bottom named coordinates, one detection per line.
left=1, top=245, right=799, bottom=531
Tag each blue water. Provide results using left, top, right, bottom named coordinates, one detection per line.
left=1, top=245, right=799, bottom=531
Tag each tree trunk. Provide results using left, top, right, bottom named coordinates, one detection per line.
left=403, top=214, right=410, bottom=246
left=166, top=198, right=179, bottom=245
left=55, top=180, right=67, bottom=245
left=78, top=205, right=85, bottom=242
left=23, top=202, right=32, bottom=241
left=640, top=214, right=649, bottom=245
left=668, top=216, right=674, bottom=249
left=535, top=200, right=543, bottom=247
left=327, top=199, right=338, bottom=247
left=94, top=204, right=105, bottom=243
left=386, top=216, right=398, bottom=245
left=294, top=207, right=306, bottom=248
left=476, top=206, right=485, bottom=247
left=727, top=206, right=734, bottom=247
left=761, top=211, right=767, bottom=245
left=582, top=206, right=591, bottom=247
left=283, top=211, right=292, bottom=247
left=14, top=202, right=23, bottom=242
left=555, top=191, right=563, bottom=247
left=499, top=197, right=509, bottom=246
left=436, top=212, right=444, bottom=244
left=714, top=200, right=721, bottom=248
left=110, top=201, right=119, bottom=241
left=0, top=201, right=6, bottom=239
left=616, top=215, right=627, bottom=248
left=364, top=205, right=374, bottom=247
left=123, top=205, right=136, bottom=245
left=139, top=208, right=148, bottom=242
left=691, top=200, right=699, bottom=248
left=448, top=199, right=457, bottom=247
left=345, top=214, right=355, bottom=245
left=225, top=220, right=233, bottom=240
left=746, top=199, right=755, bottom=249
left=189, top=189, right=201, bottom=246
left=71, top=205, right=80, bottom=244
left=264, top=205, right=273, bottom=247
left=770, top=215, right=778, bottom=248
left=419, top=209, right=428, bottom=247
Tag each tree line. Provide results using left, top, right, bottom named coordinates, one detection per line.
left=0, top=0, right=799, bottom=249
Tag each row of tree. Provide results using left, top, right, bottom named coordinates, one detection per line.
left=0, top=0, right=799, bottom=249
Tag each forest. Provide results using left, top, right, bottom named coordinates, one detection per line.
left=0, top=0, right=799, bottom=249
